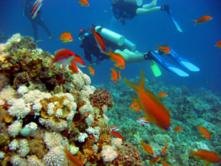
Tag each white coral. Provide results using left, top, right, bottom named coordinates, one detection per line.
left=39, top=118, right=68, bottom=132
left=79, top=103, right=93, bottom=115
left=111, top=138, right=122, bottom=148
left=17, top=85, right=29, bottom=96
left=82, top=73, right=91, bottom=85
left=86, top=127, right=100, bottom=141
left=101, top=145, right=118, bottom=162
left=10, top=155, right=28, bottom=166
left=77, top=133, right=88, bottom=143
left=7, top=98, right=31, bottom=119
left=0, top=151, right=5, bottom=159
left=85, top=114, right=94, bottom=126
left=23, top=89, right=51, bottom=104
left=20, top=122, right=38, bottom=136
left=44, top=132, right=64, bottom=150
left=8, top=120, right=22, bottom=137
left=27, top=155, right=44, bottom=166
left=43, top=146, right=68, bottom=166
left=18, top=139, right=29, bottom=157
left=9, top=139, right=19, bottom=151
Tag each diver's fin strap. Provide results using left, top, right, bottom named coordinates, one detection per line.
left=169, top=49, right=200, bottom=72
left=150, top=51, right=189, bottom=77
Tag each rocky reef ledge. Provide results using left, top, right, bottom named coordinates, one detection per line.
left=0, top=34, right=141, bottom=166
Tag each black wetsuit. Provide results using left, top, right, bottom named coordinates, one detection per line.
left=24, top=0, right=52, bottom=40
left=112, top=0, right=137, bottom=24
left=80, top=33, right=107, bottom=63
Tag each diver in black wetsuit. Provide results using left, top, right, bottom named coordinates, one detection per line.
left=23, top=0, right=52, bottom=40
left=112, top=0, right=170, bottom=24
left=78, top=28, right=109, bottom=64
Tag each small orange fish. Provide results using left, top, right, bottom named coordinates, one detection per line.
left=108, top=51, right=126, bottom=70
left=194, top=15, right=213, bottom=24
left=88, top=66, right=95, bottom=76
left=215, top=41, right=221, bottom=48
left=64, top=148, right=84, bottom=166
left=111, top=130, right=124, bottom=140
left=173, top=126, right=183, bottom=132
left=125, top=72, right=171, bottom=130
left=91, top=28, right=106, bottom=52
left=130, top=99, right=141, bottom=112
left=141, top=141, right=154, bottom=156
left=60, top=32, right=73, bottom=43
left=161, top=143, right=168, bottom=156
left=79, top=0, right=89, bottom=6
left=159, top=46, right=171, bottom=55
left=111, top=68, right=121, bottom=83
left=150, top=156, right=161, bottom=165
left=158, top=91, right=168, bottom=98
left=196, top=126, right=211, bottom=140
left=191, top=149, right=221, bottom=163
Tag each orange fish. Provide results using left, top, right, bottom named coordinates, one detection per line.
left=159, top=46, right=171, bottom=55
left=141, top=141, right=154, bottom=156
left=215, top=41, right=221, bottom=48
left=79, top=0, right=89, bottom=6
left=60, top=32, right=73, bottom=43
left=108, top=51, right=126, bottom=70
left=161, top=143, right=168, bottom=156
left=150, top=156, right=161, bottom=165
left=111, top=68, right=121, bottom=83
left=111, top=130, right=124, bottom=140
left=173, top=126, right=183, bottom=132
left=91, top=28, right=106, bottom=52
left=64, top=148, right=84, bottom=166
left=196, top=126, right=211, bottom=140
left=194, top=15, right=213, bottom=24
left=88, top=66, right=95, bottom=76
left=53, top=49, right=76, bottom=63
left=158, top=91, right=168, bottom=98
left=191, top=149, right=221, bottom=163
left=124, top=72, right=170, bottom=130
left=130, top=99, right=141, bottom=112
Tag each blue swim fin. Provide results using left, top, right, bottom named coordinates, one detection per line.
left=170, top=49, right=200, bottom=72
left=150, top=51, right=189, bottom=77
left=166, top=8, right=183, bottom=33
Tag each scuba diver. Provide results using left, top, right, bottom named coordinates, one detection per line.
left=111, top=0, right=183, bottom=32
left=23, top=0, right=52, bottom=40
left=79, top=25, right=199, bottom=77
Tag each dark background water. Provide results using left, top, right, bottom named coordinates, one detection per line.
left=0, top=0, right=221, bottom=94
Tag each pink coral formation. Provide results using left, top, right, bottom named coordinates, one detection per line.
left=90, top=89, right=113, bottom=110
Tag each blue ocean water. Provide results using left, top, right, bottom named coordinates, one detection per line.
left=0, top=0, right=221, bottom=93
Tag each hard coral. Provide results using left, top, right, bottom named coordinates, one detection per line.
left=90, top=89, right=113, bottom=110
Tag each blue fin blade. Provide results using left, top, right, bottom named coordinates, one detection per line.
left=150, top=51, right=189, bottom=77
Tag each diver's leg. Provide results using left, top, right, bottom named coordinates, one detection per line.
left=136, top=6, right=161, bottom=15
left=142, top=0, right=158, bottom=9
left=35, top=17, right=52, bottom=38
left=31, top=22, right=38, bottom=41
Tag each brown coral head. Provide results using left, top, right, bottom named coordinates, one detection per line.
left=89, top=89, right=113, bottom=110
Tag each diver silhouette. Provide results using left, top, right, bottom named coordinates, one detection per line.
left=23, top=0, right=52, bottom=40
left=79, top=25, right=199, bottom=77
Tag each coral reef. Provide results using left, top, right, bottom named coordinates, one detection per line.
left=0, top=34, right=141, bottom=165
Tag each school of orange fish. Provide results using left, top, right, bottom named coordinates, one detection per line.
left=53, top=1, right=221, bottom=165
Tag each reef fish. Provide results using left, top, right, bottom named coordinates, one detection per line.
left=64, top=148, right=84, bottom=166
left=194, top=15, right=213, bottom=24
left=91, top=28, right=106, bottom=52
left=191, top=149, right=221, bottom=163
left=158, top=91, right=168, bottom=98
left=159, top=46, right=171, bottom=55
left=196, top=126, right=211, bottom=140
left=60, top=32, right=73, bottom=43
left=53, top=49, right=86, bottom=73
left=79, top=0, right=89, bottom=7
left=141, top=141, right=154, bottom=155
left=215, top=41, right=221, bottom=48
left=173, top=126, right=183, bottom=132
left=111, top=68, right=121, bottom=83
left=87, top=66, right=95, bottom=76
left=124, top=72, right=170, bottom=130
left=111, top=130, right=124, bottom=140
left=107, top=51, right=126, bottom=70
left=31, top=0, right=43, bottom=19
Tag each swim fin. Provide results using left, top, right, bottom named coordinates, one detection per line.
left=150, top=51, right=189, bottom=77
left=166, top=8, right=183, bottom=33
left=170, top=49, right=200, bottom=72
